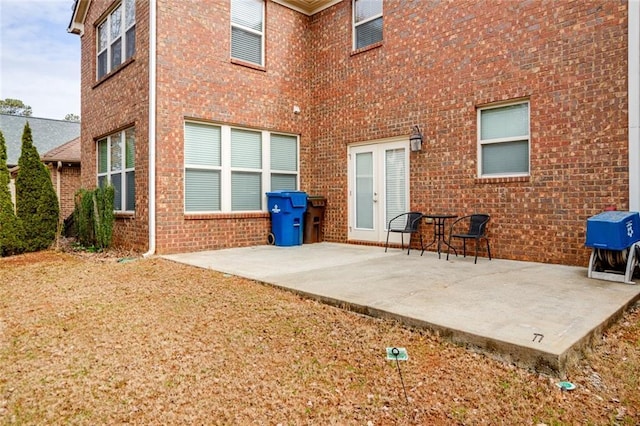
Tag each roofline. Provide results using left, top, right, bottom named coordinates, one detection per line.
left=41, top=137, right=81, bottom=163
left=66, top=0, right=339, bottom=35
left=0, top=113, right=80, bottom=124
left=272, top=0, right=342, bottom=16
left=41, top=159, right=81, bottom=165
left=68, top=0, right=91, bottom=35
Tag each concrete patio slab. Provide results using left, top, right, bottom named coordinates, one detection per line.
left=163, top=242, right=640, bottom=375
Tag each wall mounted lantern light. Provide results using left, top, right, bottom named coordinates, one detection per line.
left=409, top=125, right=423, bottom=152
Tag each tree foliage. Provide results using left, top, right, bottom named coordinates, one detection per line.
left=64, top=113, right=80, bottom=122
left=15, top=123, right=60, bottom=252
left=74, top=186, right=115, bottom=250
left=0, top=130, right=25, bottom=256
left=0, top=98, right=32, bottom=117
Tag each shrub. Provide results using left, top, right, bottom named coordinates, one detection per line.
left=74, top=185, right=115, bottom=250
left=15, top=123, right=60, bottom=252
left=0, top=130, right=24, bottom=256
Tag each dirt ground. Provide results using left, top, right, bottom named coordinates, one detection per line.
left=1, top=249, right=639, bottom=425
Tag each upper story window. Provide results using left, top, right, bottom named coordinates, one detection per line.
left=478, top=101, right=530, bottom=177
left=231, top=0, right=264, bottom=66
left=97, top=128, right=136, bottom=212
left=184, top=122, right=298, bottom=213
left=97, top=0, right=136, bottom=80
left=353, top=0, right=383, bottom=50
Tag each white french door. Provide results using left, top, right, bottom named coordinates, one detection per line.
left=348, top=139, right=410, bottom=243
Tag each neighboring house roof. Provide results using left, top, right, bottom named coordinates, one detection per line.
left=68, top=0, right=340, bottom=33
left=41, top=137, right=81, bottom=164
left=0, top=114, right=81, bottom=167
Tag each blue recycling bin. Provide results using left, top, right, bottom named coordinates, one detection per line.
left=266, top=190, right=307, bottom=246
left=585, top=211, right=640, bottom=250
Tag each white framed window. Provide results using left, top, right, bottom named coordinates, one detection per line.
left=231, top=0, right=264, bottom=66
left=353, top=0, right=383, bottom=50
left=97, top=128, right=136, bottom=212
left=478, top=101, right=530, bottom=177
left=231, top=128, right=262, bottom=210
left=184, top=122, right=298, bottom=213
left=97, top=0, right=136, bottom=80
left=270, top=133, right=298, bottom=191
left=184, top=123, right=222, bottom=212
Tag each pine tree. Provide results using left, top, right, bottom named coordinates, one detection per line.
left=0, top=130, right=24, bottom=256
left=15, top=122, right=60, bottom=252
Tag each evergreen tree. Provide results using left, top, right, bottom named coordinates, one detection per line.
left=15, top=123, right=60, bottom=252
left=0, top=130, right=24, bottom=256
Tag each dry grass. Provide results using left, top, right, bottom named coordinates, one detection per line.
left=1, top=250, right=639, bottom=425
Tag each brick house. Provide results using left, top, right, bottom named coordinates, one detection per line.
left=68, top=0, right=640, bottom=266
left=0, top=114, right=81, bottom=221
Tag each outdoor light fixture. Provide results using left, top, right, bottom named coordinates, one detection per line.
left=409, top=125, right=423, bottom=152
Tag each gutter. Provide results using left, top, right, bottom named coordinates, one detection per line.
left=629, top=0, right=640, bottom=210
left=143, top=0, right=157, bottom=258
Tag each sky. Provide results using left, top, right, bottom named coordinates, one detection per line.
left=0, top=0, right=80, bottom=121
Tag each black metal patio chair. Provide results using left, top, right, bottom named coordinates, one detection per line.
left=385, top=212, right=424, bottom=255
left=446, top=214, right=492, bottom=264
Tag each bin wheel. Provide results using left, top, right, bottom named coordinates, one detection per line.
left=267, top=232, right=276, bottom=245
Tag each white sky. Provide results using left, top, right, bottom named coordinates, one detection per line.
left=0, top=0, right=80, bottom=121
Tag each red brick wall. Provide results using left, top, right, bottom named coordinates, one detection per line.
left=47, top=163, right=81, bottom=220
left=151, top=0, right=311, bottom=253
left=308, top=0, right=629, bottom=265
left=79, top=0, right=151, bottom=251
left=79, top=0, right=629, bottom=265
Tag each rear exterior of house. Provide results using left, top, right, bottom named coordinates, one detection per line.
left=70, top=0, right=636, bottom=266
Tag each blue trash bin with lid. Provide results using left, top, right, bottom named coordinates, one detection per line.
left=266, top=190, right=307, bottom=246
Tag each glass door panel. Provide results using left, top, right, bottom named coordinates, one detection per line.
left=355, top=152, right=374, bottom=229
left=348, top=140, right=409, bottom=243
left=385, top=147, right=406, bottom=227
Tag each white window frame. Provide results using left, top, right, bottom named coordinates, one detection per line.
left=477, top=100, right=530, bottom=178
left=96, top=0, right=136, bottom=80
left=97, top=128, right=135, bottom=213
left=230, top=0, right=265, bottom=66
left=184, top=122, right=299, bottom=213
left=353, top=0, right=383, bottom=50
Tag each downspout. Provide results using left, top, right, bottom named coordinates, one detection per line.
left=143, top=0, right=157, bottom=257
left=56, top=161, right=62, bottom=212
left=629, top=0, right=640, bottom=210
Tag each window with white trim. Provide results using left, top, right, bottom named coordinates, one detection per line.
left=97, top=128, right=136, bottom=212
left=184, top=122, right=298, bottom=213
left=478, top=101, right=530, bottom=177
left=353, top=0, right=383, bottom=50
left=97, top=0, right=136, bottom=79
left=231, top=0, right=264, bottom=66
left=231, top=128, right=262, bottom=210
